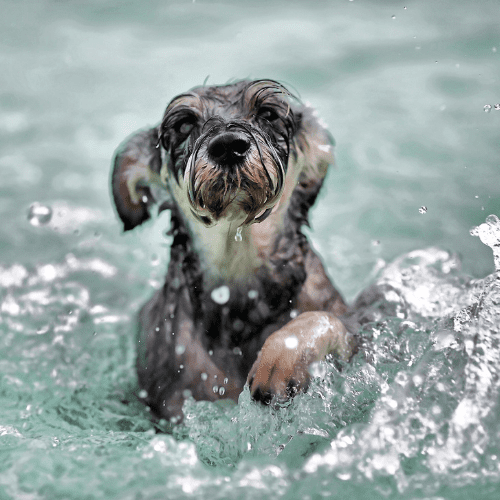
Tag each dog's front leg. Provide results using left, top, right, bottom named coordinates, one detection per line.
left=247, top=312, right=357, bottom=404
left=137, top=286, right=244, bottom=421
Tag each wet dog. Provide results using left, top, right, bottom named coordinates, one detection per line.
left=111, top=80, right=357, bottom=421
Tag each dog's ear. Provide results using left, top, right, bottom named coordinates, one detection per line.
left=111, top=127, right=169, bottom=231
left=292, top=105, right=335, bottom=183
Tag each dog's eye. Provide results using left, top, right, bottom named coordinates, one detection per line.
left=257, top=107, right=280, bottom=123
left=174, top=117, right=196, bottom=136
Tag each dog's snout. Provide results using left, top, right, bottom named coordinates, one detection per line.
left=207, top=132, right=250, bottom=165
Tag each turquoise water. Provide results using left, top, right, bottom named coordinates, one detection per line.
left=1, top=0, right=500, bottom=498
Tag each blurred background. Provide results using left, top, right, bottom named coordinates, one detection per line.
left=1, top=0, right=499, bottom=299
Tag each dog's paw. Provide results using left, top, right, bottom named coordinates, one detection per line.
left=247, top=312, right=356, bottom=405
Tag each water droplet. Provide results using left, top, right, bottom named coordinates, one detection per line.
left=223, top=377, right=229, bottom=384
left=484, top=104, right=492, bottom=113
left=138, top=389, right=148, bottom=399
left=211, top=285, right=230, bottom=304
left=219, top=387, right=225, bottom=395
left=232, top=346, right=242, bottom=356
left=493, top=47, right=497, bottom=53
left=419, top=206, right=428, bottom=214
left=309, top=361, right=327, bottom=378
left=248, top=290, right=258, bottom=299
left=27, top=202, right=53, bottom=226
left=235, top=226, right=243, bottom=242
left=290, top=309, right=299, bottom=319
left=391, top=15, right=396, bottom=19
left=372, top=240, right=381, bottom=246
left=212, top=385, right=219, bottom=393
left=183, top=389, right=192, bottom=398
left=284, top=335, right=299, bottom=349
left=201, top=372, right=208, bottom=381
left=175, top=344, right=186, bottom=355
left=495, top=104, right=500, bottom=110
left=142, top=195, right=149, bottom=203
left=151, top=254, right=160, bottom=266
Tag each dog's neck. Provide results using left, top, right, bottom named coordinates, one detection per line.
left=168, top=161, right=303, bottom=287
left=181, top=203, right=287, bottom=286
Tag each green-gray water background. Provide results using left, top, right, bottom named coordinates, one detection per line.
left=1, top=0, right=499, bottom=499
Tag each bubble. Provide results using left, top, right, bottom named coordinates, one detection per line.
left=290, top=309, right=299, bottom=319
left=235, top=226, right=242, bottom=242
left=183, top=389, right=192, bottom=398
left=141, top=195, right=148, bottom=203
left=212, top=385, right=219, bottom=393
left=419, top=206, right=428, bottom=214
left=391, top=15, right=396, bottom=19
left=484, top=105, right=492, bottom=113
left=138, top=389, right=148, bottom=399
left=232, top=347, right=242, bottom=356
left=219, top=387, right=225, bottom=395
left=284, top=335, right=299, bottom=349
left=248, top=290, right=258, bottom=299
left=224, top=377, right=229, bottom=384
left=495, top=104, right=500, bottom=110
left=201, top=373, right=208, bottom=381
left=27, top=202, right=53, bottom=226
left=175, top=345, right=186, bottom=355
left=211, top=285, right=230, bottom=304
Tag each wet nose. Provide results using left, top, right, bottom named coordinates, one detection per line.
left=207, top=132, right=250, bottom=165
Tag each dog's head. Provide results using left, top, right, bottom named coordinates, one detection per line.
left=111, top=79, right=333, bottom=232
left=158, top=80, right=299, bottom=227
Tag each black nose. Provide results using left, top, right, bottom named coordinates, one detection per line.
left=207, top=132, right=250, bottom=165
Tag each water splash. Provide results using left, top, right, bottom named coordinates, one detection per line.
left=27, top=202, right=53, bottom=226
left=235, top=226, right=243, bottom=242
left=210, top=285, right=230, bottom=304
left=470, top=214, right=500, bottom=271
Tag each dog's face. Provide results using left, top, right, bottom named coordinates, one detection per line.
left=157, top=80, right=300, bottom=227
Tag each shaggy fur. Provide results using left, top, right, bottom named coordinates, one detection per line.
left=111, top=80, right=357, bottom=421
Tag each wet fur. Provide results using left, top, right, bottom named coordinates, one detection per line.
left=112, top=80, right=348, bottom=421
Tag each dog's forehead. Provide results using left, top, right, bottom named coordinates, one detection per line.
left=167, top=80, right=290, bottom=120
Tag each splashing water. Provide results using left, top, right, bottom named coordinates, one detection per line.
left=169, top=215, right=500, bottom=498
left=470, top=214, right=500, bottom=271
left=210, top=285, right=230, bottom=304
left=27, top=202, right=53, bottom=226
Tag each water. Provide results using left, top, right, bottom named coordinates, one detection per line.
left=1, top=0, right=500, bottom=498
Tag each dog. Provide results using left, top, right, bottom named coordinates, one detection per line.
left=111, top=79, right=358, bottom=422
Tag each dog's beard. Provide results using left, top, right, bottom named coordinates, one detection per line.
left=184, top=138, right=286, bottom=226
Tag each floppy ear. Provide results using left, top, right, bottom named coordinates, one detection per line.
left=292, top=105, right=335, bottom=184
left=111, top=127, right=168, bottom=231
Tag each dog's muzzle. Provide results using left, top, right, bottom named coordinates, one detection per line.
left=184, top=122, right=286, bottom=226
